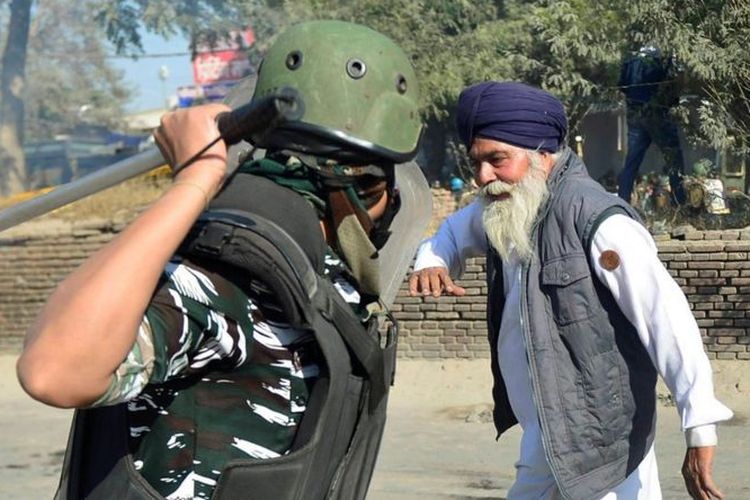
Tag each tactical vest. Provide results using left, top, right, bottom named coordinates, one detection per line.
left=55, top=175, right=397, bottom=500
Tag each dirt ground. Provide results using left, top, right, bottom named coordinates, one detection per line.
left=1, top=353, right=748, bottom=499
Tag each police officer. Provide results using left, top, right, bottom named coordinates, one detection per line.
left=18, top=20, right=423, bottom=499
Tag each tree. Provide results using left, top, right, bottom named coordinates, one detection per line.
left=24, top=0, right=132, bottom=139
left=0, top=0, right=32, bottom=196
left=0, top=0, right=134, bottom=196
left=627, top=0, right=750, bottom=154
left=4, top=0, right=748, bottom=194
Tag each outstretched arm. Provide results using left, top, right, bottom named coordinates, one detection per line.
left=17, top=103, right=230, bottom=408
left=409, top=200, right=487, bottom=297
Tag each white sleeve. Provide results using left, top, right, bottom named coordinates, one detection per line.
left=413, top=200, right=488, bottom=278
left=588, top=214, right=733, bottom=446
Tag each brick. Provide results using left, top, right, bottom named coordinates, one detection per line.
left=460, top=312, right=487, bottom=320
left=394, top=312, right=424, bottom=320
left=725, top=261, right=750, bottom=269
left=425, top=312, right=460, bottom=319
left=710, top=328, right=746, bottom=336
left=672, top=253, right=692, bottom=262
left=725, top=242, right=750, bottom=251
left=688, top=262, right=724, bottom=270
left=714, top=303, right=735, bottom=310
left=719, top=270, right=740, bottom=278
left=690, top=278, right=724, bottom=285
left=716, top=353, right=737, bottom=360
left=690, top=299, right=708, bottom=307
left=444, top=344, right=466, bottom=351
left=424, top=296, right=456, bottom=304
left=443, top=329, right=467, bottom=337
left=703, top=231, right=724, bottom=241
left=657, top=242, right=687, bottom=253
left=698, top=270, right=719, bottom=278
left=717, top=337, right=739, bottom=344
left=413, top=329, right=442, bottom=337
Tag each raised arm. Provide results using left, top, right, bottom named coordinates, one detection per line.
left=17, top=103, right=230, bottom=408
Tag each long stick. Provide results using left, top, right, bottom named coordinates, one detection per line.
left=0, top=89, right=302, bottom=232
left=0, top=148, right=164, bottom=232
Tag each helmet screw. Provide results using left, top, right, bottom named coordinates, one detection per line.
left=346, top=58, right=367, bottom=79
left=286, top=50, right=303, bottom=70
left=396, top=74, right=408, bottom=94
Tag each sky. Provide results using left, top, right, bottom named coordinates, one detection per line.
left=112, top=32, right=194, bottom=113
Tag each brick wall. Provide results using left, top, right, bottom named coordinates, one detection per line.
left=392, top=227, right=750, bottom=360
left=0, top=218, right=125, bottom=350
left=1, top=210, right=749, bottom=359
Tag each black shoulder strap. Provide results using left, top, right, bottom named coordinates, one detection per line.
left=583, top=205, right=634, bottom=256
left=180, top=209, right=386, bottom=412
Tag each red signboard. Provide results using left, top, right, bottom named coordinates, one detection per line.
left=195, top=29, right=255, bottom=54
left=193, top=50, right=253, bottom=85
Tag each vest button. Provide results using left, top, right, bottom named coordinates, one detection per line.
left=561, top=272, right=570, bottom=282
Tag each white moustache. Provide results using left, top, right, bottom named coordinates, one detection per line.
left=480, top=180, right=515, bottom=199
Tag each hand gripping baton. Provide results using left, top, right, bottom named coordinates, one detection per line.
left=0, top=87, right=303, bottom=232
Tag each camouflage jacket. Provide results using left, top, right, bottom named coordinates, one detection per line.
left=91, top=251, right=364, bottom=500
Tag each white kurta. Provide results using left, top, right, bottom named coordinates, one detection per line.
left=414, top=200, right=733, bottom=499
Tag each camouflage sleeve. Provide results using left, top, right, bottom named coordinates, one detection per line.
left=89, top=317, right=157, bottom=407
left=89, top=258, right=253, bottom=407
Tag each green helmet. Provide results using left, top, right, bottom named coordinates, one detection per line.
left=252, top=20, right=422, bottom=164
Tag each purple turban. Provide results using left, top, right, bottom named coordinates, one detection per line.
left=456, top=81, right=568, bottom=153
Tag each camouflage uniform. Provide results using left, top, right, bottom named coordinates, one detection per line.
left=91, top=251, right=363, bottom=500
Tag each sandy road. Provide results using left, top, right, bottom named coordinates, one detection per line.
left=1, top=354, right=748, bottom=499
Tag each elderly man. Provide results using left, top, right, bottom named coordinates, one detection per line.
left=409, top=81, right=732, bottom=500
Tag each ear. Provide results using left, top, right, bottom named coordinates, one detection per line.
left=541, top=152, right=556, bottom=176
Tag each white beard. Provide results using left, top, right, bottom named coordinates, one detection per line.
left=480, top=155, right=549, bottom=262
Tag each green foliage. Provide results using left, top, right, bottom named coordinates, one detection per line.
left=95, top=0, right=240, bottom=55
left=23, top=0, right=132, bottom=139
left=624, top=0, right=750, bottom=154
left=23, top=0, right=750, bottom=154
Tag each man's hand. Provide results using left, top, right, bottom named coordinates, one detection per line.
left=682, top=446, right=724, bottom=499
left=408, top=267, right=466, bottom=297
left=153, top=103, right=231, bottom=199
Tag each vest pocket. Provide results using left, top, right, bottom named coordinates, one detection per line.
left=541, top=255, right=594, bottom=325
left=581, top=350, right=626, bottom=447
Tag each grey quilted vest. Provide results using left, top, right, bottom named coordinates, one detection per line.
left=486, top=148, right=658, bottom=500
